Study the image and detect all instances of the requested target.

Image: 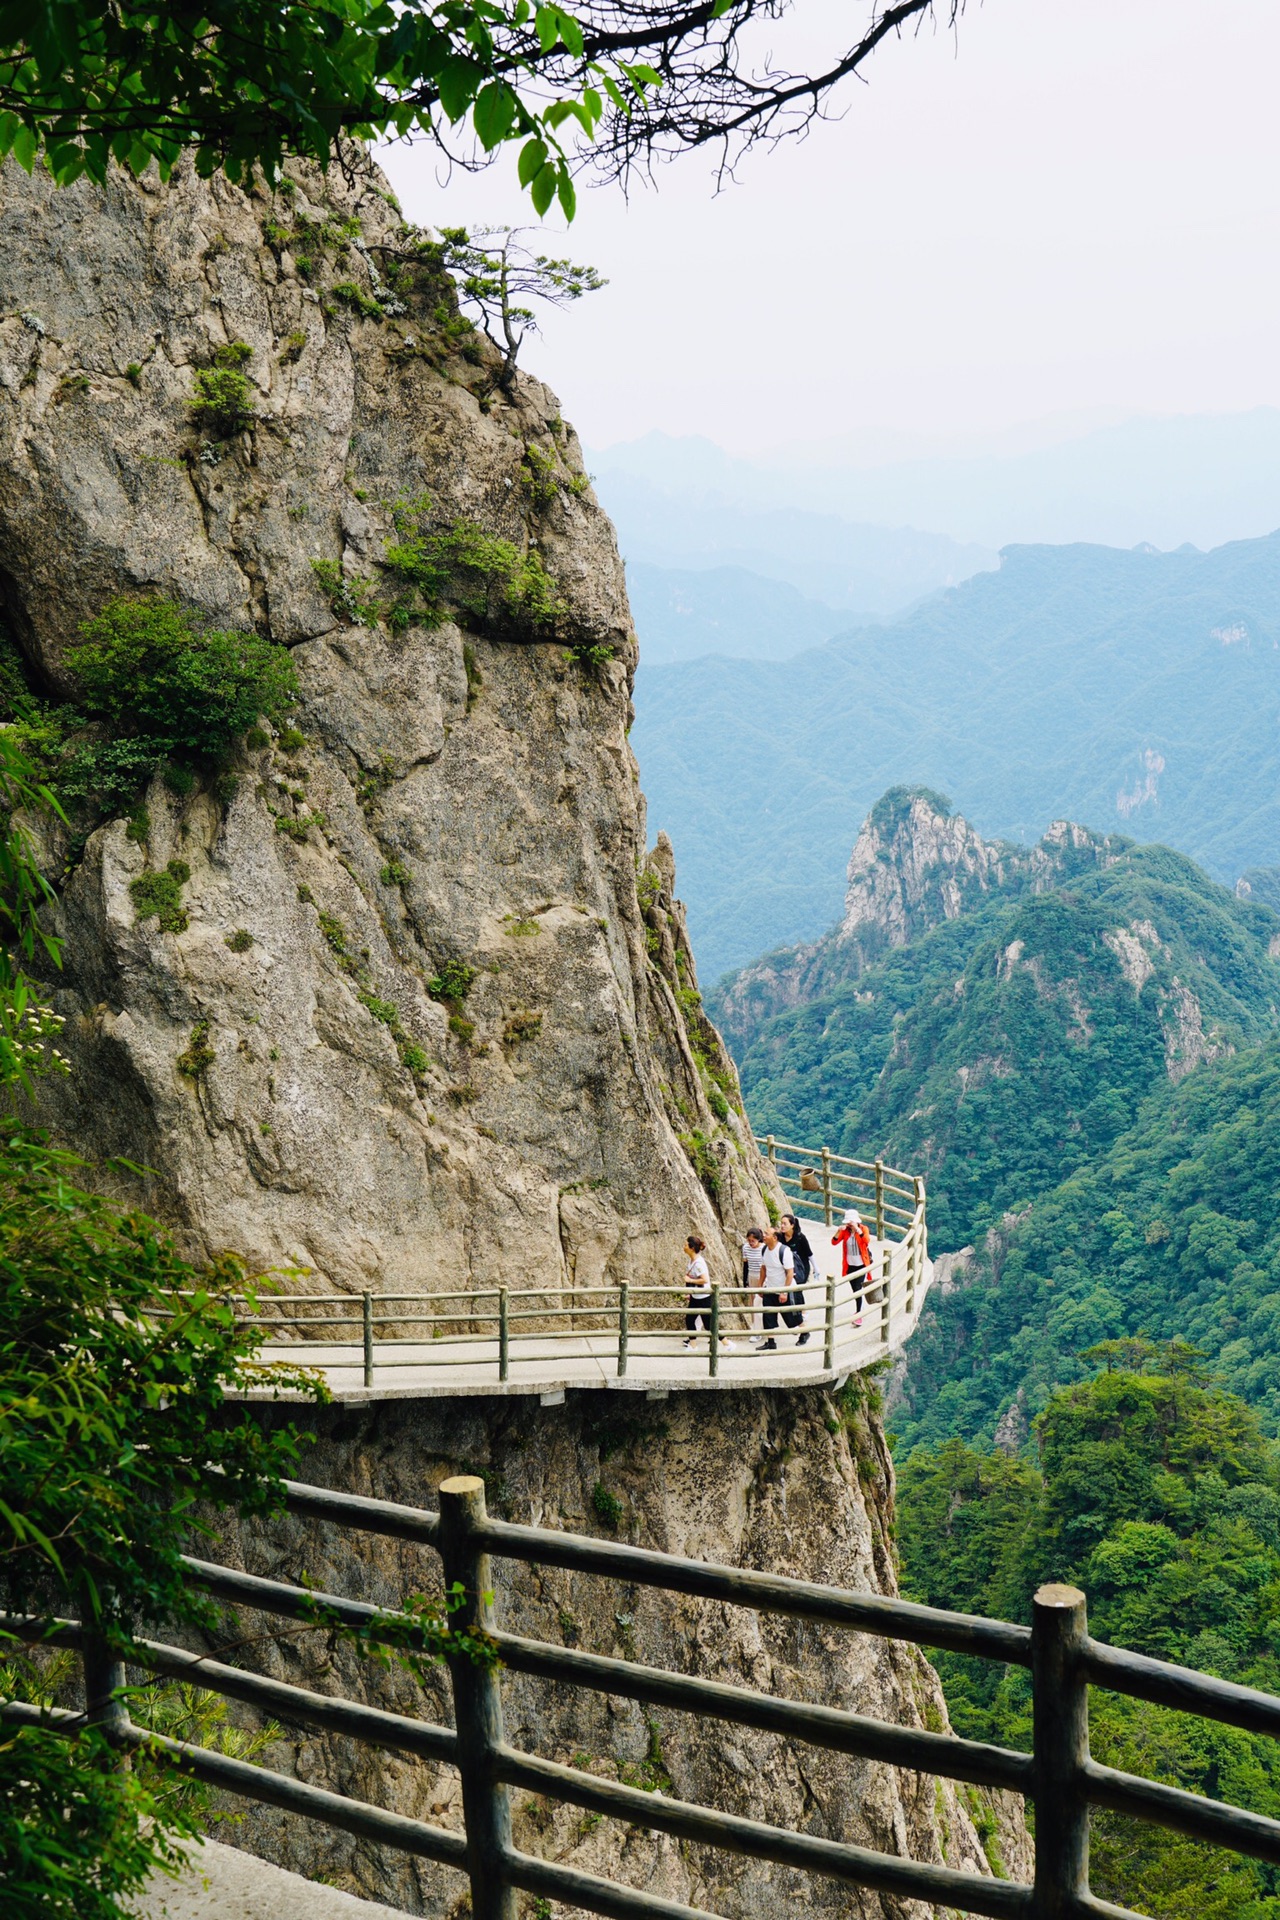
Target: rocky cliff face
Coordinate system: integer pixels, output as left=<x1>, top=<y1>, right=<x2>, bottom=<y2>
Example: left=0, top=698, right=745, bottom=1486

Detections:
left=204, top=1384, right=1031, bottom=1917
left=837, top=791, right=1120, bottom=963
left=0, top=152, right=766, bottom=1294
left=0, top=157, right=1033, bottom=1916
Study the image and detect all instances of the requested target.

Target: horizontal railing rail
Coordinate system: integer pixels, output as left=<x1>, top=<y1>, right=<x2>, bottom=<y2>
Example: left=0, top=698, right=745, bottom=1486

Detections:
left=148, top=1144, right=932, bottom=1390
left=6, top=1479, right=1280, bottom=1920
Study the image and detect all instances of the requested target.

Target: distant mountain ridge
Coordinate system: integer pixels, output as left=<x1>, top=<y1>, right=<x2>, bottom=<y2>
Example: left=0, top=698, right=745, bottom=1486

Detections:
left=593, top=467, right=996, bottom=615
left=624, top=562, right=853, bottom=664
left=710, top=790, right=1280, bottom=1253
left=633, top=529, right=1280, bottom=979
left=594, top=408, right=1280, bottom=551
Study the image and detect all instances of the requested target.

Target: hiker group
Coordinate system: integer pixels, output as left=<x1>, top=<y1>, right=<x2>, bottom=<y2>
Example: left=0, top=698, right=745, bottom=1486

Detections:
left=682, top=1207, right=874, bottom=1353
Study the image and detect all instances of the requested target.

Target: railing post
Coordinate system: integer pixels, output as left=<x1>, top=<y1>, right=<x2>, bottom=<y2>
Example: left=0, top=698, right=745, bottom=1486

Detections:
left=880, top=1246, right=891, bottom=1344
left=438, top=1478, right=517, bottom=1920
left=874, top=1159, right=884, bottom=1240
left=498, top=1287, right=509, bottom=1383
left=83, top=1632, right=130, bottom=1766
left=1032, top=1583, right=1090, bottom=1920
left=709, top=1283, right=720, bottom=1377
left=821, top=1144, right=832, bottom=1227
left=765, top=1133, right=776, bottom=1165
left=362, top=1291, right=373, bottom=1389
left=824, top=1268, right=835, bottom=1370
left=617, top=1281, right=628, bottom=1378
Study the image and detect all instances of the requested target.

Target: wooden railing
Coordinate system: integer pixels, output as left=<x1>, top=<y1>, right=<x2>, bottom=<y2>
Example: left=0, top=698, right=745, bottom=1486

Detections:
left=152, top=1139, right=932, bottom=1392
left=8, top=1475, right=1280, bottom=1920
left=757, top=1134, right=923, bottom=1238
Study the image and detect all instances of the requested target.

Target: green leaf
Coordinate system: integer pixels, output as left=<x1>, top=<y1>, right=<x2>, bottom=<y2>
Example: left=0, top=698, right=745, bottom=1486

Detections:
left=472, top=79, right=516, bottom=149
left=555, top=8, right=585, bottom=57
left=518, top=135, right=548, bottom=186
left=436, top=53, right=482, bottom=122
left=556, top=165, right=577, bottom=222
left=530, top=161, right=557, bottom=216
left=11, top=122, right=37, bottom=172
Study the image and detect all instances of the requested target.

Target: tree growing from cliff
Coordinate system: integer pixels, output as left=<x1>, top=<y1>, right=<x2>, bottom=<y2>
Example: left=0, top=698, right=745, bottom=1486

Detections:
left=438, top=225, right=605, bottom=382
left=0, top=0, right=959, bottom=218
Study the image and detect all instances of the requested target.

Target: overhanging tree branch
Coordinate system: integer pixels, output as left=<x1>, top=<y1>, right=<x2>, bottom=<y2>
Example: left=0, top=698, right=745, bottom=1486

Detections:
left=0, top=0, right=960, bottom=212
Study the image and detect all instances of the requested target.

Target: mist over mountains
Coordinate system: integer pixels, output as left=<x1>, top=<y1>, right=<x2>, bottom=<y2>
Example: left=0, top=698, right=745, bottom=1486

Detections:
left=632, top=529, right=1280, bottom=980
left=594, top=406, right=1280, bottom=559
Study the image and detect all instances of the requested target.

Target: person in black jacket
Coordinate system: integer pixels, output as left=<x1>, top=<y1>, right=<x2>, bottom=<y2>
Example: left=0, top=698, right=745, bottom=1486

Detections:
left=777, top=1212, right=813, bottom=1346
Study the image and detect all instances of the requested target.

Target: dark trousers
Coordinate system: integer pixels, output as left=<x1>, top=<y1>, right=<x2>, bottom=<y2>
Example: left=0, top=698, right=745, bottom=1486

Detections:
left=762, top=1290, right=805, bottom=1332
left=848, top=1266, right=868, bottom=1311
left=686, top=1293, right=713, bottom=1333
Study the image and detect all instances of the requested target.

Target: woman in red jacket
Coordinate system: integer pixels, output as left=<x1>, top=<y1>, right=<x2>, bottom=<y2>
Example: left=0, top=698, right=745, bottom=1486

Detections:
left=832, top=1208, right=872, bottom=1325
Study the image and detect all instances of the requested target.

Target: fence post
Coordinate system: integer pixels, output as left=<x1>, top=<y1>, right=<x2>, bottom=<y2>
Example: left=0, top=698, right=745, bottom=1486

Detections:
left=874, top=1160, right=884, bottom=1240
left=821, top=1145, right=833, bottom=1227
left=617, top=1282, right=629, bottom=1378
left=880, top=1246, right=892, bottom=1344
left=765, top=1133, right=776, bottom=1165
left=1032, top=1583, right=1090, bottom=1920
left=709, top=1283, right=720, bottom=1377
left=83, top=1633, right=130, bottom=1766
left=824, top=1268, right=835, bottom=1370
left=362, top=1291, right=373, bottom=1389
left=913, top=1178, right=926, bottom=1313
left=498, top=1287, right=509, bottom=1383
left=438, top=1478, right=517, bottom=1920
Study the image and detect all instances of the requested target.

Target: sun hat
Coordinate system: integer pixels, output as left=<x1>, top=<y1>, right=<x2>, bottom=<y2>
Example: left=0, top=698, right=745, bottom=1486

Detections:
left=842, top=1209, right=862, bottom=1226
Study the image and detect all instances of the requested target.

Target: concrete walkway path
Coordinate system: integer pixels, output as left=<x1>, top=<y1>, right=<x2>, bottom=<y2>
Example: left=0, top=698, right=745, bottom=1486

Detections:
left=241, top=1222, right=931, bottom=1404
left=134, top=1837, right=417, bottom=1920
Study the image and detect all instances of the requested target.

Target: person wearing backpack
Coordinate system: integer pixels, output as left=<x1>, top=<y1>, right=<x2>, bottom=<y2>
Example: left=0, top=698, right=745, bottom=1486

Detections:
left=778, top=1213, right=813, bottom=1346
left=757, top=1223, right=797, bottom=1351
left=832, top=1208, right=872, bottom=1326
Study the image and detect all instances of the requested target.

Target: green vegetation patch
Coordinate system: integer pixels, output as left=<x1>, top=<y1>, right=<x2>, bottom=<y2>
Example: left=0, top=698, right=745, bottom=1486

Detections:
left=130, top=858, right=191, bottom=933
left=898, top=1348, right=1280, bottom=1920
left=0, top=597, right=299, bottom=848
left=189, top=343, right=257, bottom=436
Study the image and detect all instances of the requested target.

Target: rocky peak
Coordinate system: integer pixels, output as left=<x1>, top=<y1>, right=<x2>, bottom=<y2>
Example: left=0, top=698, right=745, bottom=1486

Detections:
left=839, top=787, right=1123, bottom=965
left=713, top=787, right=1125, bottom=1050
left=839, top=787, right=1014, bottom=960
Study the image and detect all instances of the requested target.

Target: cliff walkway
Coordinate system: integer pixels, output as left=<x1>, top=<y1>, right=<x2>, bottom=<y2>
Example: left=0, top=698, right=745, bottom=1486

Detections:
left=231, top=1142, right=932, bottom=1401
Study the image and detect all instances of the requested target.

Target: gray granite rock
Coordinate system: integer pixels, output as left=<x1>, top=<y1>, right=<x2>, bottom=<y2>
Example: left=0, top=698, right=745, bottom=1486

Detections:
left=0, top=150, right=770, bottom=1293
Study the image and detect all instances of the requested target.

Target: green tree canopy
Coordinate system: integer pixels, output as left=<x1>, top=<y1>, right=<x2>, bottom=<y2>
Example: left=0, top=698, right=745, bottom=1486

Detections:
left=0, top=0, right=954, bottom=217
left=897, top=1359, right=1280, bottom=1920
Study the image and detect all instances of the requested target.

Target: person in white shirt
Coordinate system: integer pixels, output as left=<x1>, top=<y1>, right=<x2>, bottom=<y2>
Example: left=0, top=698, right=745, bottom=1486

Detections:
left=742, top=1227, right=766, bottom=1343
left=757, top=1224, right=796, bottom=1351
left=683, top=1235, right=713, bottom=1347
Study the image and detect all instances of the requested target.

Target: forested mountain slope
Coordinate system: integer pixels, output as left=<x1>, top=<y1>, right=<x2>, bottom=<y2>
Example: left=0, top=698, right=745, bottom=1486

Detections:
left=633, top=531, right=1280, bottom=977
left=892, top=1038, right=1280, bottom=1453
left=710, top=790, right=1280, bottom=1252
left=896, top=1353, right=1280, bottom=1920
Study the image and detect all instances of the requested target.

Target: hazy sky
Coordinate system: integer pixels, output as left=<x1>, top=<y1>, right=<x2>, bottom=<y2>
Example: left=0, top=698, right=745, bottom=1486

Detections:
left=379, top=0, right=1280, bottom=456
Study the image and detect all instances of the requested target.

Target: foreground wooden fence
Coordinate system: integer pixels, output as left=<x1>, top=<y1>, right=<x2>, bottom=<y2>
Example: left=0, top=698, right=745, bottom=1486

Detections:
left=7, top=1475, right=1280, bottom=1919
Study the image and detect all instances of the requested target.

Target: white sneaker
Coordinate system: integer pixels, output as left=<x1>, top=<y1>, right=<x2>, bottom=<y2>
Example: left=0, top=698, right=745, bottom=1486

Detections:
left=682, top=1337, right=696, bottom=1348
